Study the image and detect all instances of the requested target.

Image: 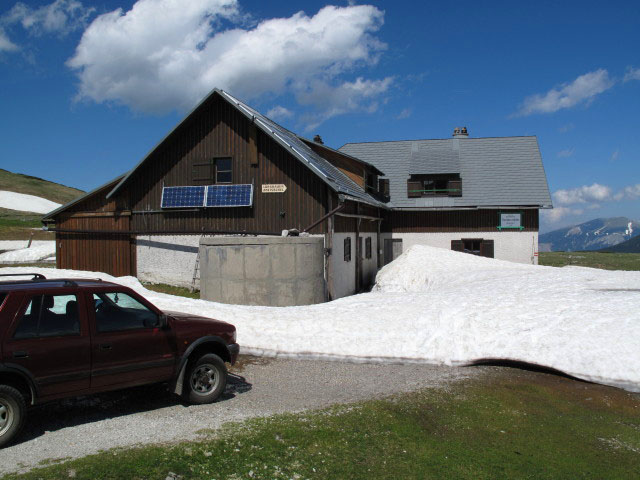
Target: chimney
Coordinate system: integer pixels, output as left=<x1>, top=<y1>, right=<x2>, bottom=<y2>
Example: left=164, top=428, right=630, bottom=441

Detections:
left=452, top=127, right=469, bottom=138
left=313, top=134, right=324, bottom=144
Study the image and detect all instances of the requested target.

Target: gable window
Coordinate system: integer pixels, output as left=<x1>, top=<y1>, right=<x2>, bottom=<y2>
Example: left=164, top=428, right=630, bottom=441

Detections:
left=451, top=239, right=494, bottom=258
left=215, top=157, right=232, bottom=183
left=407, top=174, right=462, bottom=198
left=192, top=157, right=233, bottom=184
left=344, top=237, right=351, bottom=262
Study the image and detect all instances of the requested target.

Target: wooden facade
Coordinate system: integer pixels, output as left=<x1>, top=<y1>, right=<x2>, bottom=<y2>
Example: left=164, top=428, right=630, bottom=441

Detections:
left=384, top=208, right=538, bottom=233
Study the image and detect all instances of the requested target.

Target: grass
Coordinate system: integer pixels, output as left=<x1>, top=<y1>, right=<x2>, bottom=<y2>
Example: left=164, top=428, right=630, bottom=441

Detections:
left=142, top=282, right=200, bottom=299
left=539, top=251, right=640, bottom=271
left=0, top=168, right=83, bottom=205
left=4, top=368, right=640, bottom=480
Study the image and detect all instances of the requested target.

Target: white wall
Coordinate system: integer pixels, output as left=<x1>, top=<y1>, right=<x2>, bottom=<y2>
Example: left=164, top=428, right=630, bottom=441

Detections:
left=330, top=232, right=356, bottom=299
left=390, top=231, right=539, bottom=265
left=136, top=235, right=201, bottom=288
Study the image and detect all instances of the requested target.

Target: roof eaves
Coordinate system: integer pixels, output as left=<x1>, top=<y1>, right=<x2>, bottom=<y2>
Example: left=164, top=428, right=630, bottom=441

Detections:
left=42, top=173, right=126, bottom=222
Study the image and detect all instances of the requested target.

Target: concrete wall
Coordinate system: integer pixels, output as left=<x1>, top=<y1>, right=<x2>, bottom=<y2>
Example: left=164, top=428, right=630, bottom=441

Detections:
left=199, top=236, right=325, bottom=306
left=390, top=231, right=539, bottom=264
left=136, top=235, right=201, bottom=288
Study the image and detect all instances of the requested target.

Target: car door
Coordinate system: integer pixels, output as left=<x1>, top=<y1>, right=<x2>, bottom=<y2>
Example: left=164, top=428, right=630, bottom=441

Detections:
left=2, top=290, right=91, bottom=399
left=88, top=289, right=176, bottom=388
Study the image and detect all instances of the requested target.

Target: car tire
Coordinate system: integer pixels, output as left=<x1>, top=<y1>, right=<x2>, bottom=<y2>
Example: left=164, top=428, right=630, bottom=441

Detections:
left=184, top=354, right=227, bottom=404
left=0, top=385, right=26, bottom=448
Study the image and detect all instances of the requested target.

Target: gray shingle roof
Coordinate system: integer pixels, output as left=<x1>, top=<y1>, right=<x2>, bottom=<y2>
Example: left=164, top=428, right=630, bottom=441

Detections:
left=340, top=136, right=552, bottom=209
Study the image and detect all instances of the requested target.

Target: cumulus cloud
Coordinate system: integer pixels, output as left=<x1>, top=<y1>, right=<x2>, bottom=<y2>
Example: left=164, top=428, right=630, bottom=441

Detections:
left=613, top=184, right=640, bottom=201
left=296, top=76, right=393, bottom=130
left=553, top=183, right=612, bottom=206
left=515, top=69, right=614, bottom=116
left=623, top=67, right=640, bottom=82
left=2, top=0, right=94, bottom=37
left=67, top=0, right=389, bottom=124
left=541, top=206, right=584, bottom=224
left=266, top=106, right=293, bottom=121
left=556, top=148, right=574, bottom=158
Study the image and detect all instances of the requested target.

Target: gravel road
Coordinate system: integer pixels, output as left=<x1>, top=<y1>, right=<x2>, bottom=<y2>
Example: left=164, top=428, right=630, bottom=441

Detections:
left=1, top=357, right=478, bottom=475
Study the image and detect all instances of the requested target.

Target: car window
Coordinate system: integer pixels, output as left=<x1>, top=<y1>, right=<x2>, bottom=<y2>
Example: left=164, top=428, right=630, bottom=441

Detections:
left=93, top=292, right=159, bottom=333
left=13, top=294, right=81, bottom=339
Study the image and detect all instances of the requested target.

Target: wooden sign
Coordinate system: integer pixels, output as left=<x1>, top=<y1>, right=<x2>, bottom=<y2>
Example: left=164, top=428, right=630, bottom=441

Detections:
left=498, top=212, right=523, bottom=230
left=262, top=184, right=287, bottom=193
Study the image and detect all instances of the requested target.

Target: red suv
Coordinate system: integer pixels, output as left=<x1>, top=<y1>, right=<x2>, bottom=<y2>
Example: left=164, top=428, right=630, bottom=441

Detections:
left=0, top=273, right=239, bottom=447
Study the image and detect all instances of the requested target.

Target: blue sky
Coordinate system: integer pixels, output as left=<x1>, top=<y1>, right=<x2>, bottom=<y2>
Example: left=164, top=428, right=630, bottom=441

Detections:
left=0, top=0, right=638, bottom=232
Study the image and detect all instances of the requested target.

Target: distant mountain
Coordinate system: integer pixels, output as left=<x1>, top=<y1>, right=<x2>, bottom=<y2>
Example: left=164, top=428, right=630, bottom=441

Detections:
left=539, top=217, right=640, bottom=252
left=599, top=234, right=640, bottom=253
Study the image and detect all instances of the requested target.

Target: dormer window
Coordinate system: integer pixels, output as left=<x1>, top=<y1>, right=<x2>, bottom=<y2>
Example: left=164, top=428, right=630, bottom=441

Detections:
left=407, top=174, right=462, bottom=198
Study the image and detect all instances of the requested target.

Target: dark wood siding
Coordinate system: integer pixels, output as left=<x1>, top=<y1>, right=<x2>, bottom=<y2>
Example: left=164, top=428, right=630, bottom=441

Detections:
left=56, top=213, right=135, bottom=277
left=385, top=209, right=539, bottom=233
left=122, top=95, right=327, bottom=234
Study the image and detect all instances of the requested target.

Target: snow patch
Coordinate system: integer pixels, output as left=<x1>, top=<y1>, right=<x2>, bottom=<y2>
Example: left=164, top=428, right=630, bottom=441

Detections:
left=0, top=243, right=56, bottom=262
left=1, top=245, right=639, bottom=392
left=0, top=190, right=61, bottom=214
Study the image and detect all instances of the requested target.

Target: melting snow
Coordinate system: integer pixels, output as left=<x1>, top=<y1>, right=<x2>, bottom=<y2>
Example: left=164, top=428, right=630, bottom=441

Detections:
left=0, top=190, right=61, bottom=214
left=0, top=243, right=56, bottom=262
left=1, top=245, right=639, bottom=392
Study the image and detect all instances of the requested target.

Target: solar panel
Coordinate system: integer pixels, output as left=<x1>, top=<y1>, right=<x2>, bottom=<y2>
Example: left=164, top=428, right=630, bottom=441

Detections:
left=206, top=184, right=253, bottom=207
left=161, top=186, right=205, bottom=208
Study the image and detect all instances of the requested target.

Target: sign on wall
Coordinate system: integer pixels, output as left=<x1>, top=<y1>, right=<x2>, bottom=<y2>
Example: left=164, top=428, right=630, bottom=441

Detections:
left=261, top=184, right=287, bottom=193
left=498, top=212, right=524, bottom=230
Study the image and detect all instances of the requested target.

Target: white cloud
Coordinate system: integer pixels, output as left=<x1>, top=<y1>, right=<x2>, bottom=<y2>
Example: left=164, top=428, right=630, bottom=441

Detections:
left=395, top=108, right=412, bottom=120
left=541, top=206, right=584, bottom=224
left=553, top=183, right=612, bottom=206
left=0, top=28, right=18, bottom=52
left=266, top=105, right=293, bottom=121
left=558, top=123, right=574, bottom=133
left=2, top=0, right=94, bottom=37
left=67, top=0, right=388, bottom=123
left=296, top=76, right=393, bottom=130
left=515, top=69, right=614, bottom=116
left=623, top=67, right=640, bottom=82
left=609, top=149, right=619, bottom=162
left=556, top=148, right=574, bottom=158
left=613, top=184, right=640, bottom=202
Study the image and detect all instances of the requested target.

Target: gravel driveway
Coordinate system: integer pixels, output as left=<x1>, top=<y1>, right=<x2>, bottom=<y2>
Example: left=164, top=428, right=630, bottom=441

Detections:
left=1, top=356, right=478, bottom=475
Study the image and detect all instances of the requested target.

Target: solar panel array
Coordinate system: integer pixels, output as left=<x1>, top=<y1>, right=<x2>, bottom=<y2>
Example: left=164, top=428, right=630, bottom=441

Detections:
left=206, top=184, right=253, bottom=207
left=161, top=186, right=206, bottom=208
left=161, top=185, right=253, bottom=208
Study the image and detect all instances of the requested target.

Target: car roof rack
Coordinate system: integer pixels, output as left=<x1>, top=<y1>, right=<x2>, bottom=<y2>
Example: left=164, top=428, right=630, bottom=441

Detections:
left=0, top=273, right=46, bottom=280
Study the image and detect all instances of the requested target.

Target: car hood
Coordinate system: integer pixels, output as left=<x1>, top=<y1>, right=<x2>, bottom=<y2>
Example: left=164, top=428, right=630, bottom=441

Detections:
left=163, top=310, right=233, bottom=327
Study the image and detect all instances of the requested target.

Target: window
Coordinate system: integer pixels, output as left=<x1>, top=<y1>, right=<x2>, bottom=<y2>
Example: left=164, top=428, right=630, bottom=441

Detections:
left=451, top=239, right=494, bottom=258
left=365, top=237, right=372, bottom=259
left=13, top=294, right=80, bottom=339
left=192, top=157, right=233, bottom=184
left=407, top=174, right=462, bottom=198
left=93, top=292, right=159, bottom=333
left=344, top=237, right=352, bottom=262
left=215, top=157, right=232, bottom=183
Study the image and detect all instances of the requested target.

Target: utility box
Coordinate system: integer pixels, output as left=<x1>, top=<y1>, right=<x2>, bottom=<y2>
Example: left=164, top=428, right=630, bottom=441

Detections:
left=199, top=236, right=325, bottom=306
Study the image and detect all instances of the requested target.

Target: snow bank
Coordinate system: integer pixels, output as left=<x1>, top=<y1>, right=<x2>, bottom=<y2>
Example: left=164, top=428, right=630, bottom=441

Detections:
left=0, top=240, right=54, bottom=252
left=0, top=243, right=55, bottom=262
left=0, top=190, right=60, bottom=214
left=1, top=245, right=639, bottom=392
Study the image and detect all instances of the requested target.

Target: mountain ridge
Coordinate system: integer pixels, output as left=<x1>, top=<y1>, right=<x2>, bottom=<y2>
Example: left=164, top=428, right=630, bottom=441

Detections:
left=540, top=217, right=639, bottom=252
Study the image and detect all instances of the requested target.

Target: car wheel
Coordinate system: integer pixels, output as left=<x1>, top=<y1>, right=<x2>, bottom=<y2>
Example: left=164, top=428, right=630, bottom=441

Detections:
left=184, top=354, right=227, bottom=404
left=0, top=385, right=26, bottom=448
